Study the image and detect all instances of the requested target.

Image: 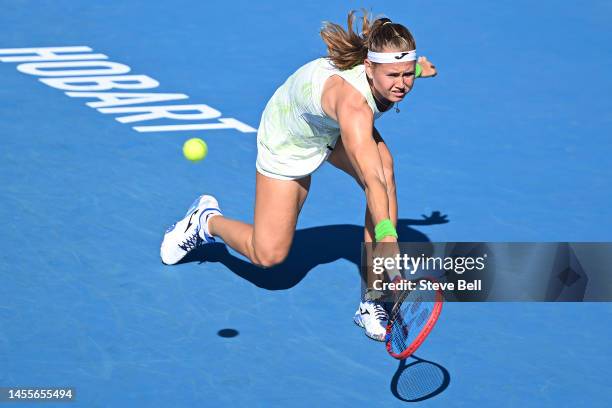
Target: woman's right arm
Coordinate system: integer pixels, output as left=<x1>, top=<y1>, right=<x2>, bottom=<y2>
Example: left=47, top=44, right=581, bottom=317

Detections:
left=331, top=83, right=396, bottom=242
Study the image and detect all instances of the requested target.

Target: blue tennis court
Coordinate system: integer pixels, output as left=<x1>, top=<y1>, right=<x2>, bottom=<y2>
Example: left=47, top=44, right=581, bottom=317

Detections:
left=1, top=1, right=611, bottom=406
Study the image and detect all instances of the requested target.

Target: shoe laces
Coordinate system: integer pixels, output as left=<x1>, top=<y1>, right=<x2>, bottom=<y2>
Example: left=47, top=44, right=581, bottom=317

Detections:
left=178, top=230, right=203, bottom=252
left=373, top=302, right=389, bottom=322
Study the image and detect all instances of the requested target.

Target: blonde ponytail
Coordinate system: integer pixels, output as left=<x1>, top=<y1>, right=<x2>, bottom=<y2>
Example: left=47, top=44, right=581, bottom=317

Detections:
left=320, top=10, right=416, bottom=70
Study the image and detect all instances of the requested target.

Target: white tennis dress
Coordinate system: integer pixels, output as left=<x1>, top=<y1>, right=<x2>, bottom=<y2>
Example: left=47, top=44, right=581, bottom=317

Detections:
left=256, top=58, right=388, bottom=180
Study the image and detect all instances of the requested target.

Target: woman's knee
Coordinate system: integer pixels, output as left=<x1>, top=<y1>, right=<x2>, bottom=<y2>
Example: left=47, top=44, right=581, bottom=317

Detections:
left=252, top=244, right=290, bottom=268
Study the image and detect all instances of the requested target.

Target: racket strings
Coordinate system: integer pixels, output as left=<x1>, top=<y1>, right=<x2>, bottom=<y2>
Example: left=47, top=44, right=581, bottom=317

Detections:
left=410, top=295, right=423, bottom=314
left=389, top=288, right=436, bottom=355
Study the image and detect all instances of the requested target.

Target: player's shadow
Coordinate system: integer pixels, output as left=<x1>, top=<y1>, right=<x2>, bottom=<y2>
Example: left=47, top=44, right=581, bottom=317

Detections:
left=179, top=212, right=448, bottom=290
left=390, top=355, right=451, bottom=402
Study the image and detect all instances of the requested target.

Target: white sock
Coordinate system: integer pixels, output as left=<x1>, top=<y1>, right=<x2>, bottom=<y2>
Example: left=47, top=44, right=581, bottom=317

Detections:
left=198, top=211, right=221, bottom=239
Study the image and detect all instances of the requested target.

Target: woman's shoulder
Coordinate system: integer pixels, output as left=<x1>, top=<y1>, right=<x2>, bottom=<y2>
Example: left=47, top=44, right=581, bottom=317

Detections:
left=333, top=64, right=381, bottom=116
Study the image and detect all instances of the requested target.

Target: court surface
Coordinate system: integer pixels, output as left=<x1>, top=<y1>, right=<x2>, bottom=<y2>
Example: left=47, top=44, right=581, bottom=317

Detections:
left=1, top=1, right=611, bottom=406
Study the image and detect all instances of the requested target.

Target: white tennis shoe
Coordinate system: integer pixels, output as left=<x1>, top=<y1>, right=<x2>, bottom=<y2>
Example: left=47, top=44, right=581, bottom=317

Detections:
left=354, top=300, right=389, bottom=342
left=160, top=195, right=222, bottom=265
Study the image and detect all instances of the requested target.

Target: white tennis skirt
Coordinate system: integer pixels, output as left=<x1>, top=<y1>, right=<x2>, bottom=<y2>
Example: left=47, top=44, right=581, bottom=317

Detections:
left=255, top=132, right=338, bottom=181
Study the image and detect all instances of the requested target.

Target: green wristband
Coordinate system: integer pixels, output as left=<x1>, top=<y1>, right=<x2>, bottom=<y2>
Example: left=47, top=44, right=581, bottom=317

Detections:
left=415, top=63, right=423, bottom=78
left=375, top=219, right=398, bottom=242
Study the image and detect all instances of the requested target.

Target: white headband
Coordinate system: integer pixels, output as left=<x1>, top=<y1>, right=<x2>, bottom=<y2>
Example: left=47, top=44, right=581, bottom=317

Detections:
left=367, top=50, right=417, bottom=63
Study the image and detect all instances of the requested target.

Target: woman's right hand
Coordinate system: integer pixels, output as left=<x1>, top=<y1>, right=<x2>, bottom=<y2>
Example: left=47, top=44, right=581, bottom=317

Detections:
left=372, top=236, right=402, bottom=282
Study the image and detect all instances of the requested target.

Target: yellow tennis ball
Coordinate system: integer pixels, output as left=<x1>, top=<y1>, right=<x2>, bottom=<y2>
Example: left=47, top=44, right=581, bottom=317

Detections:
left=182, top=138, right=208, bottom=162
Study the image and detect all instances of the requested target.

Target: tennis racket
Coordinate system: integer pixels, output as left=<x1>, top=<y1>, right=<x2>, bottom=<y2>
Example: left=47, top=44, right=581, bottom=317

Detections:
left=385, top=278, right=444, bottom=360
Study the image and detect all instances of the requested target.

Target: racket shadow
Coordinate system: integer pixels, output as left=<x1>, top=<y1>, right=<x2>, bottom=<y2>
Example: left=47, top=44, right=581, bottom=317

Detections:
left=390, top=354, right=451, bottom=402
left=177, top=214, right=448, bottom=290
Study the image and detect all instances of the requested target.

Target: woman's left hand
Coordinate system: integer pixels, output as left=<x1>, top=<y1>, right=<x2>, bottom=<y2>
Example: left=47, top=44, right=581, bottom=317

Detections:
left=418, top=56, right=437, bottom=78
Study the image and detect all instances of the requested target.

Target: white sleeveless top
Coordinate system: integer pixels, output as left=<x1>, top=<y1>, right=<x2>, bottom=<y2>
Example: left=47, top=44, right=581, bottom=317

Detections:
left=256, top=58, right=388, bottom=180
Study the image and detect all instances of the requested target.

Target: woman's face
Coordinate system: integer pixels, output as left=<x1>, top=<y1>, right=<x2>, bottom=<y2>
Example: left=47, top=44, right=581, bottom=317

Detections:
left=365, top=57, right=416, bottom=105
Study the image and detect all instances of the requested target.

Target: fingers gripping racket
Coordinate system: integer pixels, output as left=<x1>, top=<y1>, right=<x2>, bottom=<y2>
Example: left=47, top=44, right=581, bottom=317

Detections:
left=385, top=278, right=444, bottom=360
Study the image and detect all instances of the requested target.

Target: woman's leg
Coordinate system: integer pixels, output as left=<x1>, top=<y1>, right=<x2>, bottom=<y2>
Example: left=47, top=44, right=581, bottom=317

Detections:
left=208, top=172, right=311, bottom=267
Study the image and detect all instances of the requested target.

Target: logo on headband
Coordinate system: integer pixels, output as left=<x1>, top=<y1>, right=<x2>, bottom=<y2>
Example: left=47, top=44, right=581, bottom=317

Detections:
left=394, top=52, right=412, bottom=60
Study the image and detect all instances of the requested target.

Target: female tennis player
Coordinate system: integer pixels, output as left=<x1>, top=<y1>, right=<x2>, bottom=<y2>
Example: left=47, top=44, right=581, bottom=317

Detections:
left=161, top=11, right=437, bottom=341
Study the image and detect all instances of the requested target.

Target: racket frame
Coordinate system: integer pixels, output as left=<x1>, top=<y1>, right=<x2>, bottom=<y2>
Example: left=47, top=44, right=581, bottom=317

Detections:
left=385, top=278, right=444, bottom=360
